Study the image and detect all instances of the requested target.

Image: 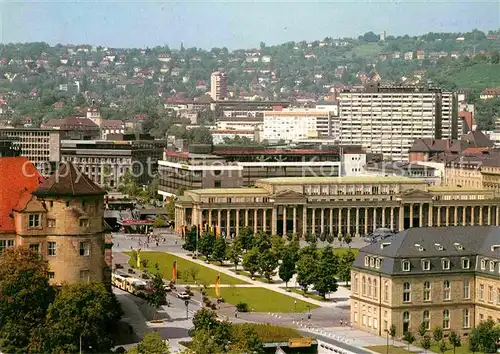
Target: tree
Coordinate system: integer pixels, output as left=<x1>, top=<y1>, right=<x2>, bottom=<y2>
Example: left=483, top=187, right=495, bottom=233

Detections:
left=439, top=340, right=447, bottom=353
left=313, top=246, right=339, bottom=298
left=212, top=237, right=227, bottom=265
left=182, top=226, right=198, bottom=252
left=190, top=329, right=224, bottom=354
left=469, top=318, right=500, bottom=353
left=491, top=50, right=500, bottom=64
left=433, top=326, right=443, bottom=343
left=389, top=324, right=396, bottom=344
left=338, top=249, right=356, bottom=286
left=127, top=332, right=170, bottom=354
left=193, top=308, right=219, bottom=332
left=42, top=282, right=121, bottom=354
left=326, top=233, right=335, bottom=244
left=198, top=233, right=216, bottom=259
left=402, top=331, right=415, bottom=351
left=153, top=215, right=167, bottom=228
left=278, top=247, right=296, bottom=288
left=418, top=321, right=427, bottom=337
left=227, top=240, right=243, bottom=270
left=0, top=247, right=54, bottom=353
left=258, top=249, right=279, bottom=283
left=166, top=195, right=176, bottom=221
left=448, top=331, right=461, bottom=354
left=420, top=335, right=432, bottom=353
left=343, top=233, right=352, bottom=247
left=296, top=253, right=318, bottom=294
left=232, top=325, right=264, bottom=354
left=252, top=231, right=271, bottom=252
left=147, top=272, right=167, bottom=320
left=236, top=227, right=254, bottom=251
left=270, top=235, right=285, bottom=259
left=242, top=247, right=260, bottom=277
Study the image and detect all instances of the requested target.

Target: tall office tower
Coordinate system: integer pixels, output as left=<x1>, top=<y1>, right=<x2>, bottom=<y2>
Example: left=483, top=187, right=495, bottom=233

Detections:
left=338, top=83, right=458, bottom=160
left=210, top=71, right=227, bottom=101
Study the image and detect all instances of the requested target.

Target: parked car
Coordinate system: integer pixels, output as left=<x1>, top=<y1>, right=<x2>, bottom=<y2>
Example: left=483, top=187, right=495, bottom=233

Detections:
left=164, top=285, right=172, bottom=292
left=177, top=291, right=191, bottom=300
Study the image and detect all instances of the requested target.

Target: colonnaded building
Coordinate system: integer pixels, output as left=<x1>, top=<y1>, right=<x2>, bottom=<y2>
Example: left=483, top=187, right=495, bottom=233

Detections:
left=174, top=176, right=500, bottom=237
left=351, top=227, right=500, bottom=337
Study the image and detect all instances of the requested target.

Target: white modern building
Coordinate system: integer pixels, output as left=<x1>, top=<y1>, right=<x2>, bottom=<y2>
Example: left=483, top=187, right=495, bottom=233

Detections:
left=263, top=108, right=334, bottom=142
left=210, top=71, right=227, bottom=101
left=338, top=84, right=459, bottom=160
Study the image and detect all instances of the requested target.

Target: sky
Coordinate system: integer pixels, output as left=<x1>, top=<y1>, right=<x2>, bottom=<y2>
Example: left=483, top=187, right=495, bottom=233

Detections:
left=0, top=0, right=499, bottom=50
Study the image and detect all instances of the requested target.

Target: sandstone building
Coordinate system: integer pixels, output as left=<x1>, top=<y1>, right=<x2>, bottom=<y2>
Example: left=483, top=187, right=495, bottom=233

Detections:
left=351, top=227, right=500, bottom=337
left=0, top=157, right=111, bottom=286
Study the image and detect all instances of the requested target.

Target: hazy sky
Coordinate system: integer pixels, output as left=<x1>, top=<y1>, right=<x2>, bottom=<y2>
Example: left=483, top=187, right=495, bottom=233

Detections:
left=1, top=0, right=499, bottom=49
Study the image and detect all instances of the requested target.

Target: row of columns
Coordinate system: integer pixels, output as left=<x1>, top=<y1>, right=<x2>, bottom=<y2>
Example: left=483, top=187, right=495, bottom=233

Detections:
left=176, top=204, right=500, bottom=237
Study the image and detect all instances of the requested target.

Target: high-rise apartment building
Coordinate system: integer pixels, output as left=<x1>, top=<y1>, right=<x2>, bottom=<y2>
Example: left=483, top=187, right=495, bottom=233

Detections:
left=338, top=83, right=459, bottom=160
left=210, top=71, right=227, bottom=101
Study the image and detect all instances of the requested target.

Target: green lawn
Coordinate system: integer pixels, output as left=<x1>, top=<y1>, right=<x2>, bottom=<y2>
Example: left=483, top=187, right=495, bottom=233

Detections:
left=204, top=287, right=319, bottom=313
left=232, top=323, right=303, bottom=343
left=347, top=43, right=382, bottom=57
left=416, top=341, right=473, bottom=354
left=124, top=251, right=247, bottom=285
left=280, top=287, right=327, bottom=302
left=365, top=345, right=413, bottom=354
left=333, top=248, right=359, bottom=257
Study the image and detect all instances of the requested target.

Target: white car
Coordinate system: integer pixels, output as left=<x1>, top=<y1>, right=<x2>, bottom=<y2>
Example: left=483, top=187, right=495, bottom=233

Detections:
left=177, top=291, right=191, bottom=300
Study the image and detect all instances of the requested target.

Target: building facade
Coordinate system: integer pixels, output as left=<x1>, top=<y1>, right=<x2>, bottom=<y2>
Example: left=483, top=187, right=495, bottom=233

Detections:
left=338, top=84, right=459, bottom=160
left=210, top=71, right=227, bottom=101
left=0, top=158, right=111, bottom=286
left=0, top=128, right=61, bottom=171
left=174, top=176, right=500, bottom=237
left=351, top=227, right=500, bottom=338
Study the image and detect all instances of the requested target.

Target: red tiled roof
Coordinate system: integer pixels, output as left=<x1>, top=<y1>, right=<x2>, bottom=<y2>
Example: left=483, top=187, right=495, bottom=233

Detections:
left=42, top=117, right=98, bottom=129
left=102, top=119, right=124, bottom=128
left=0, top=157, right=41, bottom=233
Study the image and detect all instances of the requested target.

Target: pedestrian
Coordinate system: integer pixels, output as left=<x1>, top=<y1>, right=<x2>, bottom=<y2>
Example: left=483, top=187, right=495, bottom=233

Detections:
left=340, top=319, right=343, bottom=327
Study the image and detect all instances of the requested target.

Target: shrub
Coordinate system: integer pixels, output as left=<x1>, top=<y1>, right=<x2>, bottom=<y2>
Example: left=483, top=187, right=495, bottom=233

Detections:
left=127, top=268, right=135, bottom=274
left=232, top=323, right=302, bottom=343
left=210, top=303, right=217, bottom=310
left=140, top=259, right=149, bottom=268
left=141, top=273, right=150, bottom=279
left=236, top=302, right=249, bottom=312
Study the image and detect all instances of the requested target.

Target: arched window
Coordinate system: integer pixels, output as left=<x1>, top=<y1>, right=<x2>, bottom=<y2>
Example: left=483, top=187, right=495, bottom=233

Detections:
left=423, top=310, right=430, bottom=330
left=423, top=281, right=431, bottom=301
left=354, top=274, right=359, bottom=294
left=362, top=276, right=367, bottom=296
left=384, top=281, right=389, bottom=302
left=368, top=278, right=372, bottom=298
left=443, top=280, right=451, bottom=300
left=373, top=279, right=378, bottom=300
left=403, top=282, right=411, bottom=302
left=403, top=311, right=410, bottom=333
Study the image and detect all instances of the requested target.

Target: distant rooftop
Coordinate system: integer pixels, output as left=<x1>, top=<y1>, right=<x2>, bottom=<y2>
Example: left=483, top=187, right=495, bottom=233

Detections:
left=257, top=176, right=420, bottom=185
left=187, top=187, right=268, bottom=195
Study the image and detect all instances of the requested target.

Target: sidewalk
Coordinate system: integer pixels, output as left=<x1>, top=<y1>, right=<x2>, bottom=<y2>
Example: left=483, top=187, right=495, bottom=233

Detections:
left=171, top=251, right=348, bottom=308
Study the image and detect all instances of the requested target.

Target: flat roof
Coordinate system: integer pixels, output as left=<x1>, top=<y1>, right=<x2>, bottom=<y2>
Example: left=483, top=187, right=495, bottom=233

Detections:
left=257, top=176, right=422, bottom=184
left=188, top=187, right=269, bottom=195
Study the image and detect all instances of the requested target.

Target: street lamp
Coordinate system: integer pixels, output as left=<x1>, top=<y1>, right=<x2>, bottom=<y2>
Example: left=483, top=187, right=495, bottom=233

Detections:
left=185, top=300, right=189, bottom=319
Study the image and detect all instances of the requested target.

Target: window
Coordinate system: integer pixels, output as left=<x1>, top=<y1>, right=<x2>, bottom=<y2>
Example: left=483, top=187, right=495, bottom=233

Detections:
left=443, top=280, right=451, bottom=300
left=384, top=281, right=389, bottom=302
left=375, top=258, right=381, bottom=269
left=423, top=310, right=430, bottom=330
left=481, top=259, right=487, bottom=270
left=463, top=280, right=470, bottom=299
left=403, top=282, right=411, bottom=302
left=79, top=242, right=90, bottom=256
left=490, top=261, right=496, bottom=272
left=479, top=284, right=484, bottom=301
left=423, top=281, right=431, bottom=301
left=369, top=257, right=375, bottom=267
left=65, top=201, right=70, bottom=207
left=362, top=276, right=366, bottom=296
left=79, top=219, right=89, bottom=227
left=48, top=272, right=55, bottom=280
left=463, top=309, right=470, bottom=328
left=488, top=286, right=493, bottom=303
left=402, top=260, right=410, bottom=272
left=462, top=258, right=470, bottom=269
left=368, top=279, right=372, bottom=298
left=48, top=242, right=56, bottom=256
left=354, top=274, right=359, bottom=294
left=29, top=243, right=40, bottom=253
left=443, top=309, right=450, bottom=329
left=364, top=256, right=369, bottom=266
left=0, top=240, right=14, bottom=253
left=28, top=214, right=41, bottom=228
left=47, top=219, right=56, bottom=228
left=214, top=180, right=221, bottom=188
left=422, top=259, right=430, bottom=271
left=80, top=270, right=90, bottom=283
left=373, top=279, right=378, bottom=300
left=442, top=259, right=450, bottom=270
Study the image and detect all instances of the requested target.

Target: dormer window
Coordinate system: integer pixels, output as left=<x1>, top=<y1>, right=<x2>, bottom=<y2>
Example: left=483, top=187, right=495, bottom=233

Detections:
left=454, top=242, right=464, bottom=251
left=490, top=261, right=496, bottom=272
left=422, top=259, right=431, bottom=271
left=442, top=259, right=450, bottom=270
left=369, top=257, right=375, bottom=267
left=481, top=259, right=487, bottom=270
left=364, top=256, right=369, bottom=267
left=375, top=258, right=381, bottom=269
left=402, top=260, right=410, bottom=272
left=462, top=258, right=470, bottom=269
left=415, top=243, right=424, bottom=252
left=435, top=243, right=444, bottom=251
left=28, top=214, right=41, bottom=229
